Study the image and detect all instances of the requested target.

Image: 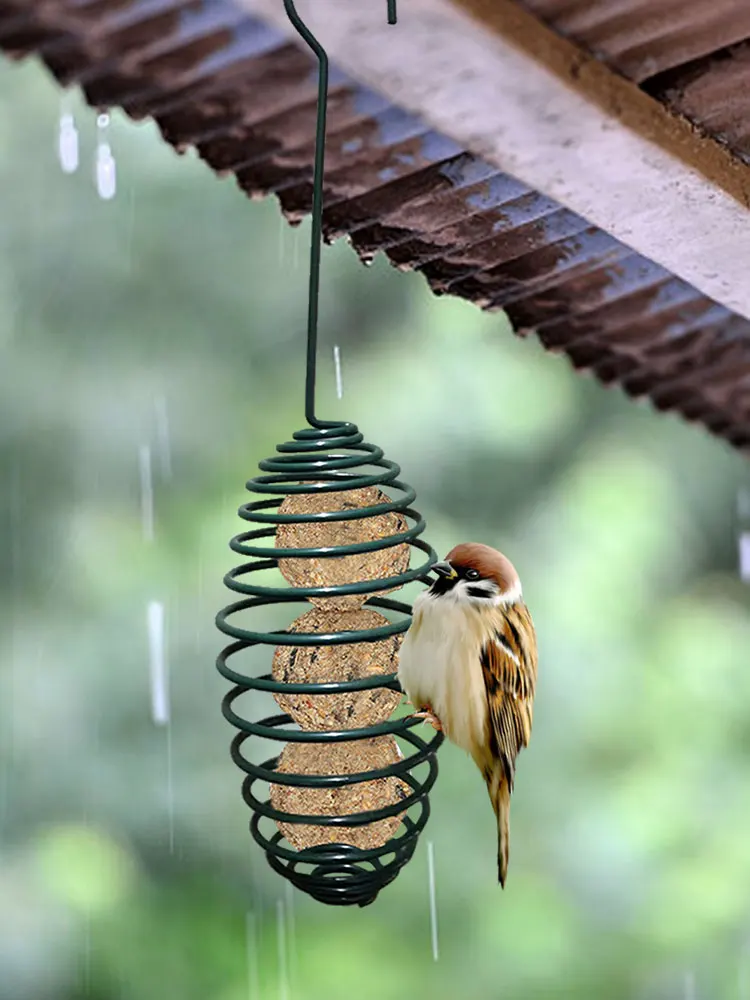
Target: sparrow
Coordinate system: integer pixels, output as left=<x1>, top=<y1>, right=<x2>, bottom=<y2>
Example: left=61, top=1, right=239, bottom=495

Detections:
left=397, top=543, right=538, bottom=887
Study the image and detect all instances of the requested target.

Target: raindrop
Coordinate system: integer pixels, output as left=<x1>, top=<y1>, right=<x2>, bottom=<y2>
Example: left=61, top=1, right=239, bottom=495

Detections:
left=738, top=488, right=750, bottom=582
left=145, top=600, right=174, bottom=850
left=427, top=840, right=439, bottom=962
left=58, top=111, right=79, bottom=174
left=740, top=534, right=750, bottom=583
left=95, top=112, right=116, bottom=201
left=139, top=444, right=154, bottom=542
left=147, top=601, right=169, bottom=726
left=360, top=253, right=375, bottom=268
left=333, top=345, right=343, bottom=400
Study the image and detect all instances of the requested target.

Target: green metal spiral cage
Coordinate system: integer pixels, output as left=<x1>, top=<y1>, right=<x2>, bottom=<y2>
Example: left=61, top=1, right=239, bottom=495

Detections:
left=213, top=0, right=441, bottom=906
left=215, top=420, right=443, bottom=906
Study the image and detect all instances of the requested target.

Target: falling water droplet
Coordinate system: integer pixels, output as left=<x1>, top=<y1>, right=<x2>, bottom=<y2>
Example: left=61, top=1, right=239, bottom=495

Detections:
left=740, top=534, right=750, bottom=582
left=333, top=345, right=343, bottom=400
left=58, top=111, right=79, bottom=174
left=147, top=596, right=176, bottom=854
left=361, top=253, right=375, bottom=268
left=139, top=444, right=154, bottom=542
left=146, top=599, right=174, bottom=850
left=427, top=840, right=439, bottom=962
left=738, top=488, right=750, bottom=582
left=95, top=112, right=116, bottom=201
left=147, top=601, right=169, bottom=726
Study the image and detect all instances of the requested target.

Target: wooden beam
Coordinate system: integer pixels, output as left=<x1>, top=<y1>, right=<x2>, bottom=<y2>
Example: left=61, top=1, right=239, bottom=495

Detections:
left=242, top=0, right=750, bottom=321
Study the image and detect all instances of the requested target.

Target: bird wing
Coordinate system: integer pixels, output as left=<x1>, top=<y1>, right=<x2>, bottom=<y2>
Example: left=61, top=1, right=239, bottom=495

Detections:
left=479, top=602, right=538, bottom=790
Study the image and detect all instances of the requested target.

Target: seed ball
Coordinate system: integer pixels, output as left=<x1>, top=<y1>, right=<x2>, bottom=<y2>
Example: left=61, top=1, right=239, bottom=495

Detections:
left=270, top=737, right=409, bottom=851
left=272, top=608, right=402, bottom=730
left=275, top=487, right=410, bottom=610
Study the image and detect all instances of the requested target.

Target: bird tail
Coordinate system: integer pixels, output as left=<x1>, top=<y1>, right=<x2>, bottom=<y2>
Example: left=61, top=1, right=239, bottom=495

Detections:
left=485, top=762, right=511, bottom=887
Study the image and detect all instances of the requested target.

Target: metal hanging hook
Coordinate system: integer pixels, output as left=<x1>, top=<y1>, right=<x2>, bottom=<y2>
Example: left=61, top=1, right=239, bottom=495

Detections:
left=282, top=0, right=397, bottom=428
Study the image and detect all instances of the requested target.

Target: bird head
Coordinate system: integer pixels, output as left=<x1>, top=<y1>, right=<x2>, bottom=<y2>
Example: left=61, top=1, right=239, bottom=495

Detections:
left=427, top=543, right=522, bottom=606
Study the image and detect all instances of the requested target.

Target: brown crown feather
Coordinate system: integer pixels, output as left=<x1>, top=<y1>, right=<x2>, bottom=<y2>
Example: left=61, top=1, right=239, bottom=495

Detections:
left=444, top=542, right=520, bottom=595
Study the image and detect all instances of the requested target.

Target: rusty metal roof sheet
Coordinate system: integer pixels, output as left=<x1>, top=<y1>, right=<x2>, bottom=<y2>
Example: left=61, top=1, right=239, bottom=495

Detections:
left=2, top=0, right=750, bottom=451
left=519, top=0, right=750, bottom=162
left=519, top=0, right=750, bottom=82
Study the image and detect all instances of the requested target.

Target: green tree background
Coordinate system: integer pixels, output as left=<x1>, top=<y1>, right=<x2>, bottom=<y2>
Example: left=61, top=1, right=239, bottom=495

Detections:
left=2, top=56, right=750, bottom=1000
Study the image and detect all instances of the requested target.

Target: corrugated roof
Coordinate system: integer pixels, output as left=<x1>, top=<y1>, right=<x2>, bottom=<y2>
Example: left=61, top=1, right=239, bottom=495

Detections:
left=519, top=0, right=750, bottom=81
left=2, top=0, right=750, bottom=450
left=519, top=0, right=750, bottom=162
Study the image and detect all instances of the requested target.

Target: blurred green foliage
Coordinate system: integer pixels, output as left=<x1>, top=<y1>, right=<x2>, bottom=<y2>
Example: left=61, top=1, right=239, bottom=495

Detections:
left=2, top=56, right=750, bottom=1000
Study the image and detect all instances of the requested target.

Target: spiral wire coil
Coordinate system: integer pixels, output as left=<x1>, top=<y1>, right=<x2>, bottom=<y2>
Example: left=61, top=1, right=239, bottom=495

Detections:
left=216, top=421, right=443, bottom=905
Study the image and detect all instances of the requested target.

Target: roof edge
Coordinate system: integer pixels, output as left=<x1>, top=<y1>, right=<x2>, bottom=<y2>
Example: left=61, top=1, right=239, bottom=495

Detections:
left=241, top=0, right=750, bottom=322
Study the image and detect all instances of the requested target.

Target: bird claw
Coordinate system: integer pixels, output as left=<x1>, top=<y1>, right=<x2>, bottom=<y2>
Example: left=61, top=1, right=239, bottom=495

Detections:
left=410, top=707, right=444, bottom=731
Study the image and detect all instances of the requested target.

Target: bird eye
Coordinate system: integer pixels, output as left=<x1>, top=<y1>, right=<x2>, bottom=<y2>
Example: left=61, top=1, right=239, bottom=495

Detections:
left=465, top=568, right=480, bottom=580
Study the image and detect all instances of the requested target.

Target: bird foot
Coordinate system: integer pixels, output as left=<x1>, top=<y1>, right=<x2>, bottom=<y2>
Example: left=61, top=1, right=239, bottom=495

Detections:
left=409, top=706, right=444, bottom=731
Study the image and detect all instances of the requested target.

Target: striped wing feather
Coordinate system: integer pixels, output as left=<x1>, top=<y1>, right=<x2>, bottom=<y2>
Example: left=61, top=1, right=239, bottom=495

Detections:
left=480, top=603, right=537, bottom=787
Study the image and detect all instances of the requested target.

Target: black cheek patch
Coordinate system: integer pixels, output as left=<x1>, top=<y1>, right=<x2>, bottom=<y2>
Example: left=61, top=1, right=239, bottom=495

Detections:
left=429, top=577, right=457, bottom=597
left=467, top=585, right=494, bottom=599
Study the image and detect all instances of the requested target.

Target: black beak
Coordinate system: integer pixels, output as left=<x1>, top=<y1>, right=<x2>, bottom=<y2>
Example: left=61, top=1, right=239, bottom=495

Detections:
left=431, top=560, right=457, bottom=579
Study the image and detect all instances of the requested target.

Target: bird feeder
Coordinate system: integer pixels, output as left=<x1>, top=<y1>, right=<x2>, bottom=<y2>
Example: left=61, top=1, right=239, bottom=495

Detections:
left=215, top=0, right=444, bottom=907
